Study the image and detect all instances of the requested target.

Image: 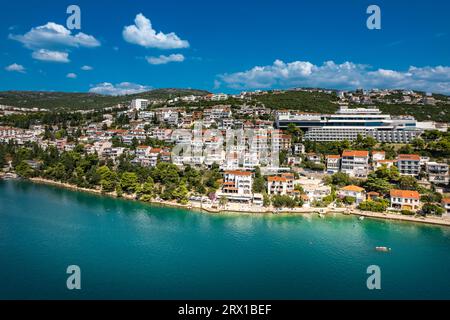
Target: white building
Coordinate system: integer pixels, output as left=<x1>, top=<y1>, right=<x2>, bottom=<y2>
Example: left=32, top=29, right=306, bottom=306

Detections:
left=326, top=155, right=341, bottom=174
left=267, top=174, right=294, bottom=195
left=338, top=185, right=366, bottom=204
left=219, top=171, right=253, bottom=203
left=397, top=154, right=421, bottom=177
left=390, top=189, right=420, bottom=211
left=341, top=150, right=369, bottom=178
left=426, top=162, right=449, bottom=185
left=130, top=99, right=149, bottom=110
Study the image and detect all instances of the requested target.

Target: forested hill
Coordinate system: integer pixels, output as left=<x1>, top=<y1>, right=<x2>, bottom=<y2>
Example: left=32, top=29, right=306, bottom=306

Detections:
left=0, top=89, right=210, bottom=111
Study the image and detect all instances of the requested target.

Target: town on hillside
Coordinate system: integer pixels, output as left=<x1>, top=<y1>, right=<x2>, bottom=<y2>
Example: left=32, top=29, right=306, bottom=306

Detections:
left=1, top=88, right=450, bottom=219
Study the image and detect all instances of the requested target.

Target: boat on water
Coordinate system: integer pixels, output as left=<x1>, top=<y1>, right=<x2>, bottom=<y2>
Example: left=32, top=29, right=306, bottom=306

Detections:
left=375, top=246, right=391, bottom=252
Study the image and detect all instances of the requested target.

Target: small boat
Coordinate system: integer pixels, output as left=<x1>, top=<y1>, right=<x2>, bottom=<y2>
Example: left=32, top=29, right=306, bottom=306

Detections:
left=318, top=213, right=325, bottom=218
left=375, top=246, right=391, bottom=252
left=359, top=216, right=365, bottom=221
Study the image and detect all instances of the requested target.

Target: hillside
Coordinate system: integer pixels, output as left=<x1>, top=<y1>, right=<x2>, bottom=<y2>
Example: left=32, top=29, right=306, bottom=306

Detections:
left=0, top=89, right=210, bottom=111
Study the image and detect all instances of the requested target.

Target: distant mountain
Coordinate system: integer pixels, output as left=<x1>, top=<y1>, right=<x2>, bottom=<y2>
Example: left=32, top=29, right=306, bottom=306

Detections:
left=0, top=88, right=211, bottom=111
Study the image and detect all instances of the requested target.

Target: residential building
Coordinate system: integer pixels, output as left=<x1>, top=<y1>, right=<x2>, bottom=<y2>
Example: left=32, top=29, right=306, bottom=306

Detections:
left=397, top=154, right=421, bottom=176
left=341, top=150, right=369, bottom=178
left=326, top=155, right=341, bottom=174
left=219, top=171, right=253, bottom=203
left=130, top=99, right=149, bottom=110
left=390, top=189, right=421, bottom=211
left=338, top=185, right=366, bottom=204
left=426, top=162, right=449, bottom=185
left=267, top=174, right=294, bottom=196
left=442, top=198, right=450, bottom=216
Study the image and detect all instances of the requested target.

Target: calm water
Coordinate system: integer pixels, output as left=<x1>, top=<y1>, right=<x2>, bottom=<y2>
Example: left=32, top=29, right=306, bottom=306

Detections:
left=1, top=180, right=450, bottom=299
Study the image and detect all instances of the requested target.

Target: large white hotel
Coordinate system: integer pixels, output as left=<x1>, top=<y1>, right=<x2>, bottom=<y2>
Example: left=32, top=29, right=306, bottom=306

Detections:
left=276, top=106, right=422, bottom=143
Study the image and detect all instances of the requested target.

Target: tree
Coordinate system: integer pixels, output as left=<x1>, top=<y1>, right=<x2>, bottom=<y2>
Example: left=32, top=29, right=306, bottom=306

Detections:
left=15, top=161, right=34, bottom=178
left=397, top=176, right=419, bottom=191
left=421, top=203, right=445, bottom=216
left=263, top=192, right=271, bottom=207
left=120, top=172, right=139, bottom=194
left=219, top=196, right=228, bottom=207
left=97, top=165, right=117, bottom=192
left=252, top=167, right=265, bottom=193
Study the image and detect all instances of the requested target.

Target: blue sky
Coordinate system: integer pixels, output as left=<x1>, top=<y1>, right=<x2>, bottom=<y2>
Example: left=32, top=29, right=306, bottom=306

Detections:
left=1, top=0, right=449, bottom=94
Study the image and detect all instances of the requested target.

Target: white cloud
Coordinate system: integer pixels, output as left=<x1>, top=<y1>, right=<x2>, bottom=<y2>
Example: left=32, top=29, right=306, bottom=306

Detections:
left=123, top=13, right=189, bottom=49
left=81, top=65, right=93, bottom=71
left=5, top=63, right=26, bottom=73
left=146, top=54, right=185, bottom=65
left=89, top=82, right=152, bottom=96
left=218, top=59, right=450, bottom=94
left=32, top=49, right=70, bottom=63
left=9, top=22, right=100, bottom=49
left=66, top=73, right=77, bottom=79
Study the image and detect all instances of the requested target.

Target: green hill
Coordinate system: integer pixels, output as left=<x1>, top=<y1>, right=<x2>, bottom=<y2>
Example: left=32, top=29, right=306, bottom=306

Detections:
left=0, top=88, right=210, bottom=111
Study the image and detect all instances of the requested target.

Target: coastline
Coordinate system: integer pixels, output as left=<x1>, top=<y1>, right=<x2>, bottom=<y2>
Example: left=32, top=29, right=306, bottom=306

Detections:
left=15, top=177, right=450, bottom=227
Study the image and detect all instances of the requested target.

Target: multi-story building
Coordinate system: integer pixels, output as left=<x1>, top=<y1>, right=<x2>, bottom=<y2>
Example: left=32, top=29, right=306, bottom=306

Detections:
left=130, top=99, right=149, bottom=110
left=220, top=171, right=253, bottom=203
left=341, top=150, right=369, bottom=178
left=326, top=155, right=341, bottom=174
left=426, top=162, right=449, bottom=185
left=390, top=189, right=421, bottom=211
left=267, top=174, right=294, bottom=195
left=276, top=106, right=421, bottom=143
left=372, top=151, right=386, bottom=162
left=397, top=154, right=421, bottom=176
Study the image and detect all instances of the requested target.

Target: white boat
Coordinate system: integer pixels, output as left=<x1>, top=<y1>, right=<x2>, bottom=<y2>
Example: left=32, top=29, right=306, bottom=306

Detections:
left=375, top=246, right=391, bottom=252
left=359, top=216, right=365, bottom=221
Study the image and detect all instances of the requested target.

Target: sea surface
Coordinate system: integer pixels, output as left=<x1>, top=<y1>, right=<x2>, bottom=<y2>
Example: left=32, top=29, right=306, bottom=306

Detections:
left=1, top=180, right=450, bottom=299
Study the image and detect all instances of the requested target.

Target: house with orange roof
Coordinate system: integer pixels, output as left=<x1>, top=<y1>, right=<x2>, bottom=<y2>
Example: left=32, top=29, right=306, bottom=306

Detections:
left=390, top=189, right=421, bottom=211
left=372, top=151, right=386, bottom=162
left=267, top=174, right=294, bottom=196
left=326, top=155, right=341, bottom=174
left=341, top=150, right=369, bottom=178
left=338, top=185, right=366, bottom=204
left=396, top=154, right=421, bottom=177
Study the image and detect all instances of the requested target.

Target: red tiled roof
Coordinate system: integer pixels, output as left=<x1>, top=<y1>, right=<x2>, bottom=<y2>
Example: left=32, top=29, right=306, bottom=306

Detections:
left=342, top=150, right=369, bottom=157
left=341, top=185, right=365, bottom=192
left=390, top=189, right=420, bottom=199
left=397, top=154, right=420, bottom=161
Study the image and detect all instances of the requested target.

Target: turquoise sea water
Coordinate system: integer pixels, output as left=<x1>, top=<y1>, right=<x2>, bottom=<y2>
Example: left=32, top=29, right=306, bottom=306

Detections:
left=1, top=180, right=450, bottom=299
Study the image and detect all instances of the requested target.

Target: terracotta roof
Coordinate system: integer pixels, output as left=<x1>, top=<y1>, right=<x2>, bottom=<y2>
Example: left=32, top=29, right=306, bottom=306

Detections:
left=342, top=150, right=369, bottom=157
left=372, top=151, right=386, bottom=154
left=397, top=154, right=420, bottom=161
left=268, top=176, right=287, bottom=182
left=390, top=189, right=420, bottom=199
left=367, top=191, right=380, bottom=196
left=224, top=171, right=252, bottom=176
left=442, top=198, right=450, bottom=204
left=326, top=155, right=341, bottom=159
left=340, top=185, right=365, bottom=192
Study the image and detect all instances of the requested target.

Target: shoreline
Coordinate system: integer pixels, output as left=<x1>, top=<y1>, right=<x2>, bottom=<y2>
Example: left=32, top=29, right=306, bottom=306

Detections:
left=10, top=177, right=450, bottom=228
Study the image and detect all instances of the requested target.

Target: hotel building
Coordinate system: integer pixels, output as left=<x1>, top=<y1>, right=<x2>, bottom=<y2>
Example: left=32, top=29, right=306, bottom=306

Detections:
left=276, top=106, right=421, bottom=143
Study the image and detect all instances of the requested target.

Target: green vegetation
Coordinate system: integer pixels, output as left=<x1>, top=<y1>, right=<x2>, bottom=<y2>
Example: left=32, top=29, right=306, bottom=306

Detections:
left=377, top=103, right=450, bottom=122
left=253, top=90, right=339, bottom=113
left=0, top=89, right=210, bottom=111
left=1, top=142, right=222, bottom=204
left=358, top=199, right=389, bottom=212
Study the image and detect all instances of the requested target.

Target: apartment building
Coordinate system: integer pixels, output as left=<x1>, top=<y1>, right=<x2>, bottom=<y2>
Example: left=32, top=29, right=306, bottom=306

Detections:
left=341, top=150, right=369, bottom=178
left=220, top=171, right=253, bottom=203
left=396, top=154, right=421, bottom=176
left=426, top=162, right=449, bottom=185
left=326, top=155, right=341, bottom=174
left=267, top=174, right=294, bottom=195
left=390, top=189, right=421, bottom=211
